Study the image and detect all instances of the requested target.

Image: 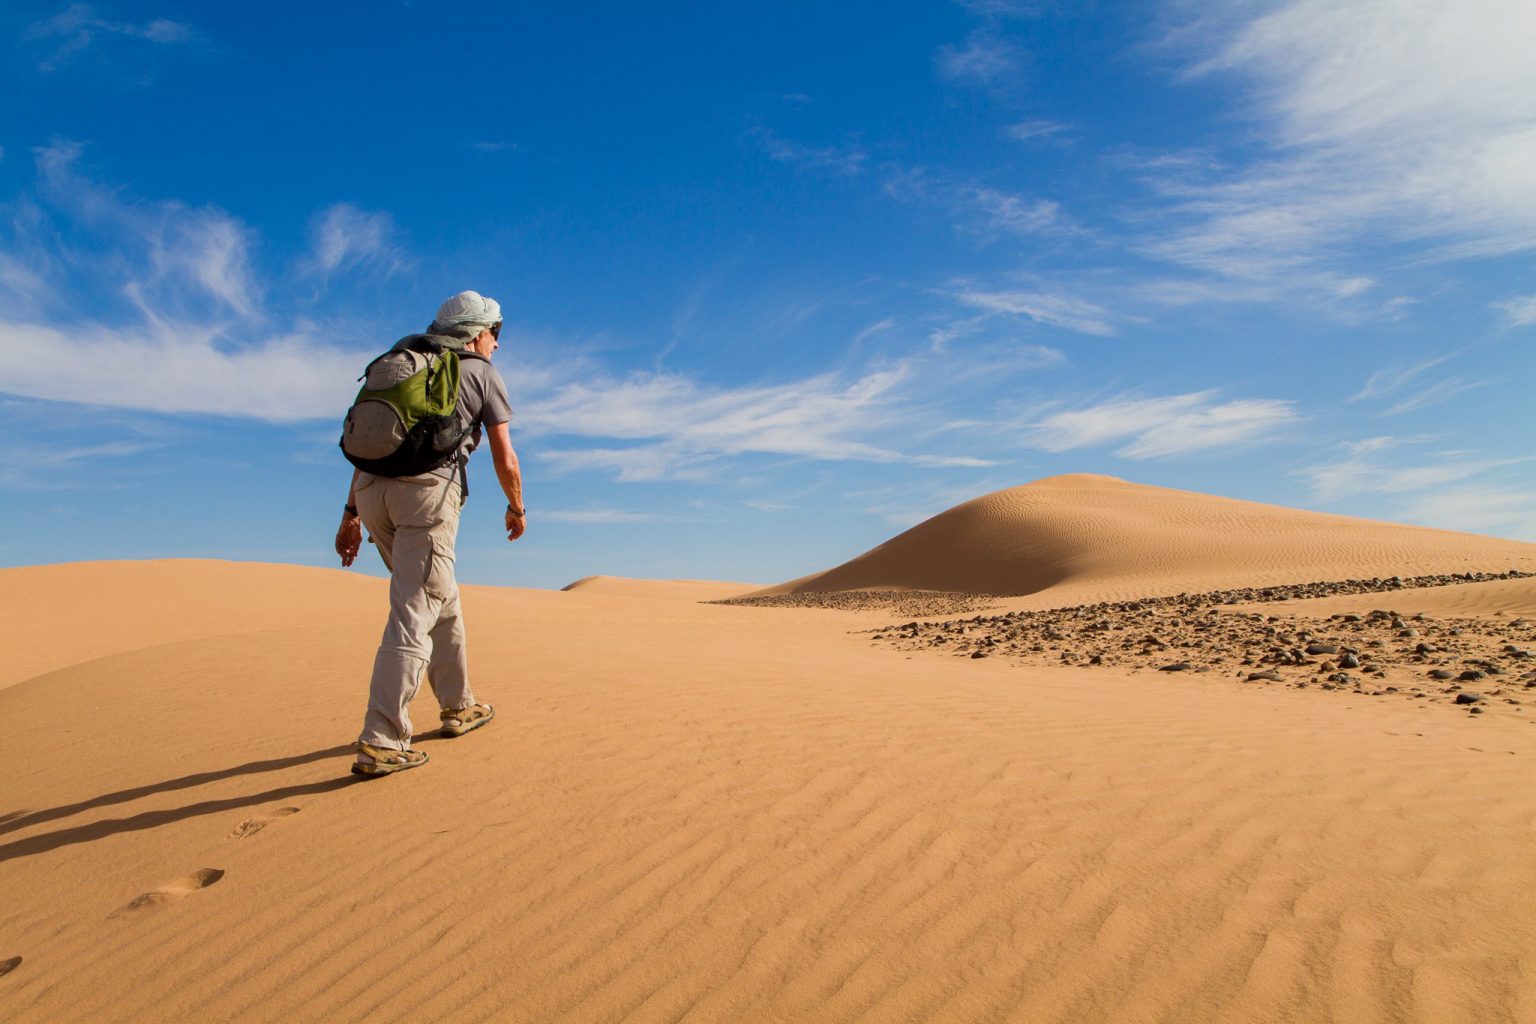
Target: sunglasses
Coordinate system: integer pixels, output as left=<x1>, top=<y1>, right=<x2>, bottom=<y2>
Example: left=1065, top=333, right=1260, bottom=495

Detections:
left=489, top=322, right=502, bottom=340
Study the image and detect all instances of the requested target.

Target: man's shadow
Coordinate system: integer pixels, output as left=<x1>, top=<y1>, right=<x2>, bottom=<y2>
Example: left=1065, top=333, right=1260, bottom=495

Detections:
left=0, top=735, right=440, bottom=864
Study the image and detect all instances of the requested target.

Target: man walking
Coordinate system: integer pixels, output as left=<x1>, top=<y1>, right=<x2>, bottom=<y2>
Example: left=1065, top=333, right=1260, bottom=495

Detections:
left=335, top=290, right=526, bottom=777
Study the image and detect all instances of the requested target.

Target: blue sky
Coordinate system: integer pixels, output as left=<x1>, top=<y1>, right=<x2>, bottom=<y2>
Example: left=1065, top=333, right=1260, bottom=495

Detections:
left=1, top=1, right=1532, bottom=589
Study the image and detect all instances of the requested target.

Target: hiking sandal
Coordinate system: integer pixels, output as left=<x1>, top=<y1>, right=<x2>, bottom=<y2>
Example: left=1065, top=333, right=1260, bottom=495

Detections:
left=439, top=703, right=495, bottom=737
left=351, top=741, right=429, bottom=777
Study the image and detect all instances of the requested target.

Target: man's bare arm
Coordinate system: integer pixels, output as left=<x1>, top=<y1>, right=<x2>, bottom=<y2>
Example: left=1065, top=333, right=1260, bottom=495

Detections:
left=486, top=421, right=526, bottom=541
left=335, top=468, right=363, bottom=566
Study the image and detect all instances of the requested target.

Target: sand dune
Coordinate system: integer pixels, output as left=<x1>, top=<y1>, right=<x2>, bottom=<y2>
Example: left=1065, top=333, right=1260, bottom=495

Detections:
left=0, top=560, right=384, bottom=691
left=560, top=575, right=760, bottom=602
left=6, top=483, right=1536, bottom=1023
left=751, top=474, right=1536, bottom=604
left=1232, top=574, right=1536, bottom=621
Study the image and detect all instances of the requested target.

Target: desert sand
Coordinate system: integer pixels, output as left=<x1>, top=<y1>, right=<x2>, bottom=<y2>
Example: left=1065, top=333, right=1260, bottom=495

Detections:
left=4, top=475, right=1536, bottom=1023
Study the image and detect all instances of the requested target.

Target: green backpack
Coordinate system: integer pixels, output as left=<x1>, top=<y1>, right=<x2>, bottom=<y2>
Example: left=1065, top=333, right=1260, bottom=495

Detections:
left=340, top=334, right=468, bottom=477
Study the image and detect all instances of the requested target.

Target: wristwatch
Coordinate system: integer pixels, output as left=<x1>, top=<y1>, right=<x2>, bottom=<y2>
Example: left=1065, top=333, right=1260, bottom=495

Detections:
left=344, top=504, right=359, bottom=517
left=507, top=504, right=526, bottom=517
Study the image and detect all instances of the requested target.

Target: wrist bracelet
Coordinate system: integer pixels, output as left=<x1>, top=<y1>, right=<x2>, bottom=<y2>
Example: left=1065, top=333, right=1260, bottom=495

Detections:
left=507, top=504, right=526, bottom=517
left=344, top=504, right=358, bottom=517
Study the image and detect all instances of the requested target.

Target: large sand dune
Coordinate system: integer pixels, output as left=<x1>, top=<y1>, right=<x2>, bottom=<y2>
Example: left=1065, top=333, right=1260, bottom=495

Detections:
left=560, top=575, right=761, bottom=602
left=751, top=474, right=1536, bottom=603
left=5, top=480, right=1536, bottom=1022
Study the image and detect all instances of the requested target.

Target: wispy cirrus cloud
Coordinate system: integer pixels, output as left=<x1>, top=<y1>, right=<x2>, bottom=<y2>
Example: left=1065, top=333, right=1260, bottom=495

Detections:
left=953, top=285, right=1118, bottom=336
left=883, top=167, right=1072, bottom=241
left=0, top=319, right=364, bottom=421
left=25, top=4, right=198, bottom=72
left=1299, top=435, right=1529, bottom=502
left=957, top=0, right=1044, bottom=16
left=936, top=31, right=1022, bottom=84
left=1494, top=294, right=1536, bottom=326
left=1400, top=485, right=1536, bottom=541
left=35, top=141, right=262, bottom=319
left=1145, top=0, right=1536, bottom=284
left=1349, top=352, right=1498, bottom=416
left=1028, top=390, right=1299, bottom=459
left=1298, top=436, right=1536, bottom=538
left=749, top=126, right=866, bottom=176
left=525, top=365, right=994, bottom=482
left=1004, top=119, right=1070, bottom=143
left=0, top=147, right=383, bottom=421
left=303, top=203, right=408, bottom=284
left=965, top=187, right=1063, bottom=236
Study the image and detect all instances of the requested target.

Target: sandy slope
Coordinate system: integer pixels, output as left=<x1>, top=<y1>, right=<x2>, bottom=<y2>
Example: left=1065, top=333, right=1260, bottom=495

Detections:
left=1231, top=575, right=1536, bottom=621
left=560, top=575, right=761, bottom=602
left=0, top=560, right=384, bottom=691
left=750, top=475, right=1536, bottom=603
left=3, top=557, right=1536, bottom=1024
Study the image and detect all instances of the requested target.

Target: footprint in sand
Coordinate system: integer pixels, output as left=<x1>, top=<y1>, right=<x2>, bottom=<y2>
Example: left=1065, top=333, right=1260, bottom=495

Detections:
left=110, top=868, right=224, bottom=918
left=230, top=806, right=301, bottom=839
left=0, top=956, right=20, bottom=977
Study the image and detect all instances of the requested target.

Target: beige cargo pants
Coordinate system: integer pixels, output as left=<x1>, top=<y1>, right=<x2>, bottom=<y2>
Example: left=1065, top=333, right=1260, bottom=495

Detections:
left=354, top=470, right=476, bottom=750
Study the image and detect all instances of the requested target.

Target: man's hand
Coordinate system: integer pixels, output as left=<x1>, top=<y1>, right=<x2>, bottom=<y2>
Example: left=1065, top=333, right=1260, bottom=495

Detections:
left=336, top=513, right=363, bottom=566
left=505, top=508, right=526, bottom=542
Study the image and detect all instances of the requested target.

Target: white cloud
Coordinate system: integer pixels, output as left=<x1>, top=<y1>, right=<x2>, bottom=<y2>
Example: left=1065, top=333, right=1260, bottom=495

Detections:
left=1379, top=376, right=1499, bottom=416
left=1150, top=0, right=1536, bottom=279
left=1299, top=436, right=1528, bottom=502
left=34, top=141, right=261, bottom=318
left=750, top=127, right=866, bottom=176
left=26, top=4, right=198, bottom=71
left=1300, top=437, right=1536, bottom=539
left=1029, top=390, right=1299, bottom=458
left=1350, top=353, right=1456, bottom=402
left=937, top=31, right=1021, bottom=84
left=964, top=187, right=1063, bottom=235
left=1004, top=119, right=1069, bottom=142
left=0, top=319, right=365, bottom=422
left=851, top=472, right=1024, bottom=527
left=1494, top=294, right=1536, bottom=326
left=958, top=0, right=1044, bottom=16
left=0, top=252, right=49, bottom=311
left=955, top=287, right=1118, bottom=336
left=850, top=317, right=897, bottom=348
left=1400, top=485, right=1536, bottom=541
left=1348, top=352, right=1497, bottom=415
left=162, top=212, right=260, bottom=318
left=523, top=365, right=994, bottom=481
left=883, top=167, right=1072, bottom=242
left=304, top=203, right=406, bottom=282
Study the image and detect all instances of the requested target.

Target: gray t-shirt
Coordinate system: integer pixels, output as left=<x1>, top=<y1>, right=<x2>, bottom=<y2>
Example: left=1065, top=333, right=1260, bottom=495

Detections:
left=429, top=351, right=513, bottom=479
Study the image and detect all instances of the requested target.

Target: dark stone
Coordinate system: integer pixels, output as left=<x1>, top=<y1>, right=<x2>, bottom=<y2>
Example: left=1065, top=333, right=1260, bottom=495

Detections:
left=1455, top=692, right=1483, bottom=704
left=970, top=651, right=988, bottom=659
left=1160, top=662, right=1193, bottom=672
left=1459, top=670, right=1487, bottom=682
left=1339, top=652, right=1361, bottom=669
left=1247, top=671, right=1283, bottom=682
left=1428, top=669, right=1456, bottom=680
left=1305, top=643, right=1339, bottom=655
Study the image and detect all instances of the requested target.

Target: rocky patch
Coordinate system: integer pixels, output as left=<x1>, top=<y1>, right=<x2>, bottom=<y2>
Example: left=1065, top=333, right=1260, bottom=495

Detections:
left=860, top=571, right=1536, bottom=719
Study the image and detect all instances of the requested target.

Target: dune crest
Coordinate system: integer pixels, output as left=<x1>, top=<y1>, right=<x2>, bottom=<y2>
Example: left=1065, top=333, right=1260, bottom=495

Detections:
left=750, top=474, right=1536, bottom=600
left=560, top=575, right=761, bottom=602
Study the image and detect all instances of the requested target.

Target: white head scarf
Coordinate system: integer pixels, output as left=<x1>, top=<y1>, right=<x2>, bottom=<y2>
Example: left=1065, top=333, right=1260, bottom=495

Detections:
left=429, top=290, right=502, bottom=335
